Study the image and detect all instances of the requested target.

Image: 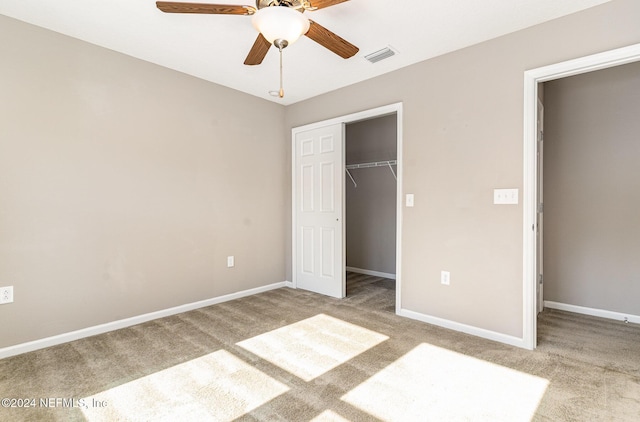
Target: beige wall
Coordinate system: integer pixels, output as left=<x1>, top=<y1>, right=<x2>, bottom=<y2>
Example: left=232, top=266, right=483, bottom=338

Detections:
left=543, top=61, right=640, bottom=315
left=0, top=15, right=287, bottom=348
left=346, top=115, right=397, bottom=275
left=3, top=0, right=640, bottom=350
left=285, top=0, right=640, bottom=337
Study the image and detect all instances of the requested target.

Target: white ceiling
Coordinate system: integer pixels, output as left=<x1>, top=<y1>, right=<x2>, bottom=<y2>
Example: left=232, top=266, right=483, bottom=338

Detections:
left=0, top=0, right=610, bottom=105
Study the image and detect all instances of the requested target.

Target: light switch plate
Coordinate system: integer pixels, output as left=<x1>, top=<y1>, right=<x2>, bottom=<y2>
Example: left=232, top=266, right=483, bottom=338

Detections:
left=406, top=194, right=414, bottom=207
left=494, top=189, right=519, bottom=205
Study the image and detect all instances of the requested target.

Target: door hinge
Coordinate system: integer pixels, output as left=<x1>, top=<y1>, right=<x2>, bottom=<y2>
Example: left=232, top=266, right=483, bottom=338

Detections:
left=538, top=274, right=543, bottom=284
left=538, top=202, right=544, bottom=213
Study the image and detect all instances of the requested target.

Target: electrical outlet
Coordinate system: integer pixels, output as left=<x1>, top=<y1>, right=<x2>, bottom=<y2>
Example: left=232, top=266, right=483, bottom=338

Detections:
left=440, top=271, right=450, bottom=286
left=227, top=256, right=235, bottom=268
left=0, top=286, right=14, bottom=304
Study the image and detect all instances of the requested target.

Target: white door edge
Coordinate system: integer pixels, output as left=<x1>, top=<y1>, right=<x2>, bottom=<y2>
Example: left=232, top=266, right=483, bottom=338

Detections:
left=522, top=43, right=640, bottom=350
left=536, top=98, right=544, bottom=315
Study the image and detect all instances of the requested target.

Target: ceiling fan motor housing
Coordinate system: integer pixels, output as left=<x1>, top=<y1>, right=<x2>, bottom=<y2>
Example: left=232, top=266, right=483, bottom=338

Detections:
left=256, top=0, right=306, bottom=10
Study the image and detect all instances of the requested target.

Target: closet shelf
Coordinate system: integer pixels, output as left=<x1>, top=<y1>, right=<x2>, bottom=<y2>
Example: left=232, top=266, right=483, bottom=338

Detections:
left=345, top=160, right=397, bottom=187
left=345, top=160, right=397, bottom=170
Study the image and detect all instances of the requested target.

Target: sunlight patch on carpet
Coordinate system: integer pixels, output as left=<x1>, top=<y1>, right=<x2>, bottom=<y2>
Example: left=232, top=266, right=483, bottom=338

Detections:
left=81, top=350, right=289, bottom=421
left=310, top=409, right=352, bottom=421
left=237, top=314, right=388, bottom=381
left=342, top=343, right=549, bottom=421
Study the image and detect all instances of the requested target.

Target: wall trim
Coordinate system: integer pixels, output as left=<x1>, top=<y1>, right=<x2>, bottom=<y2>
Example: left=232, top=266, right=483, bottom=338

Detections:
left=346, top=266, right=396, bottom=280
left=0, top=281, right=290, bottom=360
left=545, top=301, right=640, bottom=325
left=398, top=308, right=525, bottom=349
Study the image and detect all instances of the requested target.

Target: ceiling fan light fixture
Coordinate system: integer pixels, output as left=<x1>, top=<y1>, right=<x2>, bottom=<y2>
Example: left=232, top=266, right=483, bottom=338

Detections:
left=251, top=6, right=310, bottom=45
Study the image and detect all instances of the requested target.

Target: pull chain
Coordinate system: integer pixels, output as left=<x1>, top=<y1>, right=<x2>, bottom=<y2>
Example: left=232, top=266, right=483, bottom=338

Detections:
left=273, top=39, right=288, bottom=99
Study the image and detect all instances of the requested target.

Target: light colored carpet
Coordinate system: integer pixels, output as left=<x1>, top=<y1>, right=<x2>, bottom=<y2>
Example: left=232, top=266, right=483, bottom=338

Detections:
left=1, top=273, right=639, bottom=421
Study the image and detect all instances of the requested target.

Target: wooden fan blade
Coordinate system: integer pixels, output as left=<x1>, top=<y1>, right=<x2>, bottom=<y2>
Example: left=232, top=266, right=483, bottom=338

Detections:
left=156, top=2, right=253, bottom=15
left=309, top=0, right=350, bottom=10
left=244, top=33, right=272, bottom=65
left=305, top=20, right=358, bottom=59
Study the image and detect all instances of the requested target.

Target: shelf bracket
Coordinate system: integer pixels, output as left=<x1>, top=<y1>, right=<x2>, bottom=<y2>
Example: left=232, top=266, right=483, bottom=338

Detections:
left=345, top=168, right=357, bottom=188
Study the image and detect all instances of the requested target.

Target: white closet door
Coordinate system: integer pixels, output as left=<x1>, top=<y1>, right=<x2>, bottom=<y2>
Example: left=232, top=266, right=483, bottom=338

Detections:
left=294, top=124, right=345, bottom=298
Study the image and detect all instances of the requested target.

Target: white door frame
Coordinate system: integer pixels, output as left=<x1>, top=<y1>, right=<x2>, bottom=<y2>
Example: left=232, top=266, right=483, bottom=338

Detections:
left=522, top=43, right=640, bottom=350
left=292, top=102, right=403, bottom=311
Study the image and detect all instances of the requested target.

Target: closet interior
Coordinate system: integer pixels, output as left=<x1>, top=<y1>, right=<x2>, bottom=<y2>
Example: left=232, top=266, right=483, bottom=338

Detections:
left=345, top=114, right=398, bottom=297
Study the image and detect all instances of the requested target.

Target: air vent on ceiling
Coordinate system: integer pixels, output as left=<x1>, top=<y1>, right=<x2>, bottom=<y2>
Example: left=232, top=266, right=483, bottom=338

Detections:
left=364, top=46, right=397, bottom=64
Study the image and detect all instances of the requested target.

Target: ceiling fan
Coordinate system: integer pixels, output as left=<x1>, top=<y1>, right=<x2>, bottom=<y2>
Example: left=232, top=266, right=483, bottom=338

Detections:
left=156, top=0, right=359, bottom=98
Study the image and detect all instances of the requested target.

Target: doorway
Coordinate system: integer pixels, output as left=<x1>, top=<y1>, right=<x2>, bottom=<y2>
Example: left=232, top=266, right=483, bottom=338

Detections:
left=292, top=103, right=403, bottom=312
left=539, top=61, right=640, bottom=332
left=345, top=115, right=398, bottom=312
left=523, top=43, right=640, bottom=350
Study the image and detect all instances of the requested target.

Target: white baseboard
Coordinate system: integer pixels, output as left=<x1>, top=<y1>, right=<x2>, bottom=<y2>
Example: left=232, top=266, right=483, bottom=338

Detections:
left=284, top=280, right=294, bottom=288
left=0, top=281, right=289, bottom=360
left=346, top=266, right=396, bottom=280
left=397, top=308, right=526, bottom=349
left=544, top=301, right=640, bottom=324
